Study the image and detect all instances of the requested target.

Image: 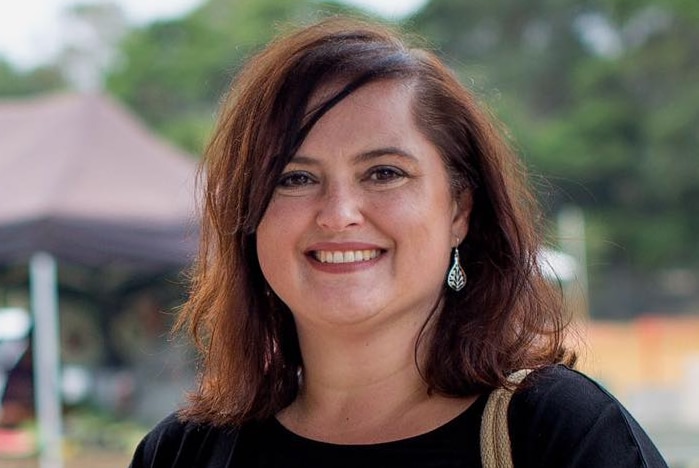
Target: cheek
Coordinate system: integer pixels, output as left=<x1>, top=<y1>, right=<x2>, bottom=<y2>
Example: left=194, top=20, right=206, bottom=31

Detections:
left=381, top=185, right=454, bottom=236
left=257, top=198, right=296, bottom=244
left=256, top=200, right=303, bottom=283
left=379, top=191, right=453, bottom=262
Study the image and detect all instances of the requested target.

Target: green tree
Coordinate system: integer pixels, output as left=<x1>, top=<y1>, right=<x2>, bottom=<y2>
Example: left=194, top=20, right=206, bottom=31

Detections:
left=0, top=59, right=65, bottom=97
left=409, top=0, right=699, bottom=316
left=106, top=0, right=364, bottom=153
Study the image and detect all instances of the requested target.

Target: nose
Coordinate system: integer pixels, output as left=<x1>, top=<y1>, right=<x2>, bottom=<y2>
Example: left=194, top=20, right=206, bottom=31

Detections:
left=315, top=182, right=364, bottom=231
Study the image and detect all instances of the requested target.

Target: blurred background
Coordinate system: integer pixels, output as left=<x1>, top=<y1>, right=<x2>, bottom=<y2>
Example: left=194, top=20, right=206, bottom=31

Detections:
left=0, top=0, right=697, bottom=466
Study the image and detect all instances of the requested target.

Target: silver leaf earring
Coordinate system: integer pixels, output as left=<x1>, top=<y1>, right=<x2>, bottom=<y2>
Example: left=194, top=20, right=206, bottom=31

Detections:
left=447, top=243, right=466, bottom=292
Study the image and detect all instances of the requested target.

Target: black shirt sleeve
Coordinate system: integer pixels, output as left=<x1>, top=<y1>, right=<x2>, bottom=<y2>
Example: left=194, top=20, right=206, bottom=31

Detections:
left=129, top=412, right=239, bottom=468
left=508, top=365, right=668, bottom=467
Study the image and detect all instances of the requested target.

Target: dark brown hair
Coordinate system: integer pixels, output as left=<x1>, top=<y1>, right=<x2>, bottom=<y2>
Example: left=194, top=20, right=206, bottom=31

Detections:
left=177, top=17, right=574, bottom=426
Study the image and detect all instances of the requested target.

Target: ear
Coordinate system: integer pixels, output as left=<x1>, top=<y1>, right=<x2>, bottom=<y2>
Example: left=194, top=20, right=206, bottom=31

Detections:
left=451, top=190, right=473, bottom=245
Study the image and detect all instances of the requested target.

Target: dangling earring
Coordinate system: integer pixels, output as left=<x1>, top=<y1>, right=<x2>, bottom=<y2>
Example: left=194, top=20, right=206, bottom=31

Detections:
left=447, top=243, right=466, bottom=291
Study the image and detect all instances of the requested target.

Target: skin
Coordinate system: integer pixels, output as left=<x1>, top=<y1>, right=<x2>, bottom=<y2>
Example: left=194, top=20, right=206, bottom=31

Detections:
left=256, top=79, right=475, bottom=443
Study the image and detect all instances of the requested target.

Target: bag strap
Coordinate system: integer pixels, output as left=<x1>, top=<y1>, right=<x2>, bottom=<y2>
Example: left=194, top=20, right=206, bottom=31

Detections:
left=480, top=369, right=532, bottom=468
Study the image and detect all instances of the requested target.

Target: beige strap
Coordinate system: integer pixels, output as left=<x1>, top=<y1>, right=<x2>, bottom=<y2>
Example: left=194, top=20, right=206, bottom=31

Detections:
left=480, top=369, right=532, bottom=468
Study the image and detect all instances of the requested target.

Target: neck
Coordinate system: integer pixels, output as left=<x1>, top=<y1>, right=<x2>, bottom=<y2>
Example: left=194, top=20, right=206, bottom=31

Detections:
left=298, top=316, right=427, bottom=396
left=276, top=314, right=475, bottom=444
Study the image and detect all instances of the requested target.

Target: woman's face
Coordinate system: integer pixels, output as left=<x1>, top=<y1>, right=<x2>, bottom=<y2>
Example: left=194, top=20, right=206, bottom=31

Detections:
left=256, top=79, right=470, bottom=334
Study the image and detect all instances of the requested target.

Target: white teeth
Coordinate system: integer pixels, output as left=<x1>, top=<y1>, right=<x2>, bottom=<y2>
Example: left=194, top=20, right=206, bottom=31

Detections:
left=314, top=249, right=380, bottom=264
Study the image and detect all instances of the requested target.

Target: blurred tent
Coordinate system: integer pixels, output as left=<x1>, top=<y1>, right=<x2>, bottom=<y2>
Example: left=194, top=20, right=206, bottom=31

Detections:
left=0, top=92, right=198, bottom=270
left=0, top=93, right=199, bottom=465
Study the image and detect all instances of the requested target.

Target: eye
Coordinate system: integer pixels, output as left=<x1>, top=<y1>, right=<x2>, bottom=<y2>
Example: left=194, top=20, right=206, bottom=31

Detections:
left=277, top=171, right=316, bottom=188
left=367, top=166, right=407, bottom=183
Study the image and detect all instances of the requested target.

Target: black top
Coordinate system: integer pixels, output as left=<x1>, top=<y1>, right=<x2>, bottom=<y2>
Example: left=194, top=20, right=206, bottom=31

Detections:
left=129, top=366, right=668, bottom=467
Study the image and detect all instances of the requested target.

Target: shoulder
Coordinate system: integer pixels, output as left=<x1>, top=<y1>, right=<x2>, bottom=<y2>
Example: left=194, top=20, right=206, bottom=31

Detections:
left=508, top=365, right=668, bottom=467
left=129, top=412, right=240, bottom=468
left=511, top=365, right=613, bottom=420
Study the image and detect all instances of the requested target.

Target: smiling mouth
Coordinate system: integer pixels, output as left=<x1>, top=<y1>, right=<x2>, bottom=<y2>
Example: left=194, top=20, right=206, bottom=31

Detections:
left=312, top=249, right=382, bottom=264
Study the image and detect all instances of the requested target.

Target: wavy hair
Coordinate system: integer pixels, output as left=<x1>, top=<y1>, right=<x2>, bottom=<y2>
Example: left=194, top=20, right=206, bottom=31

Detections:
left=177, top=17, right=574, bottom=426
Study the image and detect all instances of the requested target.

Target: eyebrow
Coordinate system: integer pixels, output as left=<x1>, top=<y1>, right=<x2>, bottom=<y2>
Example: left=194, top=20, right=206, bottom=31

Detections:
left=291, top=146, right=419, bottom=165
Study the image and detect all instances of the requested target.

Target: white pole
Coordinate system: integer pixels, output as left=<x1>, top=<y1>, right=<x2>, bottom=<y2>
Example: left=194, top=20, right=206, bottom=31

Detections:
left=30, top=252, right=63, bottom=468
left=558, top=206, right=589, bottom=319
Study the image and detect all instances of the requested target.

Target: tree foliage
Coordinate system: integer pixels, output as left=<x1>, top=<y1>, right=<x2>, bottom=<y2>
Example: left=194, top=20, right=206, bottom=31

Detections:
left=106, top=0, right=363, bottom=153
left=0, top=60, right=65, bottom=97
left=409, top=0, right=699, bottom=316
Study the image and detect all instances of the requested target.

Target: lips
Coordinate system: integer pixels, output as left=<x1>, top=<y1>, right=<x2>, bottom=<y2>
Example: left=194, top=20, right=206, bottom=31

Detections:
left=312, top=249, right=381, bottom=264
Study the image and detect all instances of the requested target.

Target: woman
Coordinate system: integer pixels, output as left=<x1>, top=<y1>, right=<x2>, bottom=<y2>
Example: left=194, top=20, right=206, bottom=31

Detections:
left=130, top=17, right=667, bottom=467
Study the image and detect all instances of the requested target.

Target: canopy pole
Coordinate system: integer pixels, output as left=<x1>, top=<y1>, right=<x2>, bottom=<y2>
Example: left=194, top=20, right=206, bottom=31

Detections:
left=30, top=252, right=63, bottom=468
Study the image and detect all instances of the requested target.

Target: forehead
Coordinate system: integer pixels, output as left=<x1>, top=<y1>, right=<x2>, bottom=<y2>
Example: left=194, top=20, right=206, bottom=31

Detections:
left=299, top=80, right=419, bottom=151
left=305, top=78, right=416, bottom=121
